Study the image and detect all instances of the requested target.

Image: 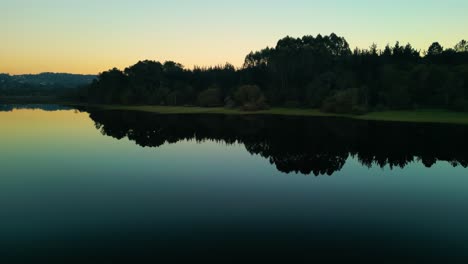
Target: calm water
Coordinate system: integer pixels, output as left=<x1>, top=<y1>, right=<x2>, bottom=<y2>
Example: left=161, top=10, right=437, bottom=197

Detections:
left=1, top=104, right=468, bottom=263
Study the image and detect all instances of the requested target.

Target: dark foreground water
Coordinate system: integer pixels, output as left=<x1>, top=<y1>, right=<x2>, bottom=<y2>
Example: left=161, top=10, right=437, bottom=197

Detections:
left=1, top=105, right=468, bottom=263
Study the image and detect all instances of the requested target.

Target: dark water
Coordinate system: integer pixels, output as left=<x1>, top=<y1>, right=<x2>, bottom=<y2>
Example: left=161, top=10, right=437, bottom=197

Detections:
left=1, top=105, right=468, bottom=263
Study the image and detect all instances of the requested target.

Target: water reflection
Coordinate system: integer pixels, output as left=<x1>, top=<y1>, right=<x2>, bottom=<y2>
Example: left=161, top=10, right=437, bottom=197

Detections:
left=2, top=105, right=468, bottom=263
left=88, top=110, right=468, bottom=176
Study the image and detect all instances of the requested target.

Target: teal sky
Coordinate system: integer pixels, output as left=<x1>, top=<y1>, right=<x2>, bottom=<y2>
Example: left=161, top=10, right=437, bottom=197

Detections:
left=2, top=0, right=467, bottom=74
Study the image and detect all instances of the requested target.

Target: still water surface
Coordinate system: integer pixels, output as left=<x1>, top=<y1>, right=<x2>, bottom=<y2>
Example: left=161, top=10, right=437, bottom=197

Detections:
left=1, top=104, right=468, bottom=262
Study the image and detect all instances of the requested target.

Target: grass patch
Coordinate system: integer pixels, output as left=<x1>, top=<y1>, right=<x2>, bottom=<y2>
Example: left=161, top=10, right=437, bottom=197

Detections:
left=89, top=105, right=339, bottom=116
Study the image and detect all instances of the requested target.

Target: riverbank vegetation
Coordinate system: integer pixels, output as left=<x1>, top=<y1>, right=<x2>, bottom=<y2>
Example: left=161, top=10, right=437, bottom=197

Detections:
left=83, top=34, right=468, bottom=114
left=80, top=104, right=468, bottom=125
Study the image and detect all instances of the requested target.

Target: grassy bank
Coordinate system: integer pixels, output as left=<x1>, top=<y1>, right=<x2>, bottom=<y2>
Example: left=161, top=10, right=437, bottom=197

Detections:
left=70, top=104, right=468, bottom=125
left=96, top=105, right=337, bottom=116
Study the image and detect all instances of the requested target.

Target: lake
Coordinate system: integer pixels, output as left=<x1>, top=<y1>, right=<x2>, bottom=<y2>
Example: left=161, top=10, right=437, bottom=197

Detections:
left=1, top=104, right=468, bottom=263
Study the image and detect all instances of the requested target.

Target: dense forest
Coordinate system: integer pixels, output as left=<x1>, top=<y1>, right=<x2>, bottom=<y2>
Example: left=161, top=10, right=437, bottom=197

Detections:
left=84, top=34, right=468, bottom=113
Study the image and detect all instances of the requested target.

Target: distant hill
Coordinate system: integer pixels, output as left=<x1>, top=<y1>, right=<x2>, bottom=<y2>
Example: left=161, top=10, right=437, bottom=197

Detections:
left=0, top=72, right=96, bottom=97
left=0, top=104, right=73, bottom=112
left=0, top=72, right=96, bottom=89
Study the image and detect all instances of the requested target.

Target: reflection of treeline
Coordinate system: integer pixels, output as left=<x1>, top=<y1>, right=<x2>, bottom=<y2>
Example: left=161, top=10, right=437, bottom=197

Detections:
left=89, top=110, right=468, bottom=175
left=84, top=34, right=468, bottom=113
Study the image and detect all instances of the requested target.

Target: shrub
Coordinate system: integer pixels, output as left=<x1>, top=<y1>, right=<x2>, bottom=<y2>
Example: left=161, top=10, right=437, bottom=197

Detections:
left=321, top=88, right=367, bottom=114
left=234, top=85, right=269, bottom=111
left=197, top=88, right=222, bottom=107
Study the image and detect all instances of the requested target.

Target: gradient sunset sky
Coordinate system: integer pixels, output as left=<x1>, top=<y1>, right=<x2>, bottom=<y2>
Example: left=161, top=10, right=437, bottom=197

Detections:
left=2, top=0, right=468, bottom=75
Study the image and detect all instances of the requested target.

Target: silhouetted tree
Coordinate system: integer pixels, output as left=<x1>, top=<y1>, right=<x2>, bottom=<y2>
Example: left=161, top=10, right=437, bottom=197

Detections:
left=427, top=42, right=444, bottom=56
left=454, top=40, right=468, bottom=53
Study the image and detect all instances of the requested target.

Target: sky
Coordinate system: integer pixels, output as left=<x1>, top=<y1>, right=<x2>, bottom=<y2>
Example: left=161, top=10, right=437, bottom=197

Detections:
left=2, top=0, right=468, bottom=75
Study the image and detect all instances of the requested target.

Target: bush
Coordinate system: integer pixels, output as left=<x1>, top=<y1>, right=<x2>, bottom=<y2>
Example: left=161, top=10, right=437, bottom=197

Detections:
left=197, top=88, right=222, bottom=107
left=234, top=85, right=269, bottom=111
left=321, top=88, right=367, bottom=114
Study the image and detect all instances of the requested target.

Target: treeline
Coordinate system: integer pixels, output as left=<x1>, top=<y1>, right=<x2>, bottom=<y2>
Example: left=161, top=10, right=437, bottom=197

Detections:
left=85, top=34, right=468, bottom=113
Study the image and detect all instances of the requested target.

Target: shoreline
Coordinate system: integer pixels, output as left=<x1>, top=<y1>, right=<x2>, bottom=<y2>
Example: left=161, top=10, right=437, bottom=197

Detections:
left=1, top=98, right=467, bottom=125
left=72, top=104, right=468, bottom=125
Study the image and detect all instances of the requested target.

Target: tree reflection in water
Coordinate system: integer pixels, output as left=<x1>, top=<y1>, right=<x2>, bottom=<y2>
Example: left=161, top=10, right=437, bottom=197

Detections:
left=88, top=110, right=468, bottom=176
